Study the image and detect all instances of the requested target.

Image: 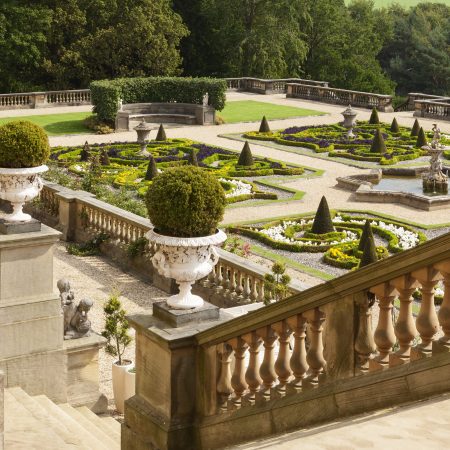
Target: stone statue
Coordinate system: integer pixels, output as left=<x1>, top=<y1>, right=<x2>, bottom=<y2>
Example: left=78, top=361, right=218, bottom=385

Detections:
left=431, top=123, right=442, bottom=149
left=57, top=278, right=93, bottom=340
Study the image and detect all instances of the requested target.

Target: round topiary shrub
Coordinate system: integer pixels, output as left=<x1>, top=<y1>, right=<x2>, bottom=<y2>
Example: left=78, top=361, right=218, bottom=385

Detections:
left=0, top=121, right=50, bottom=168
left=146, top=166, right=226, bottom=237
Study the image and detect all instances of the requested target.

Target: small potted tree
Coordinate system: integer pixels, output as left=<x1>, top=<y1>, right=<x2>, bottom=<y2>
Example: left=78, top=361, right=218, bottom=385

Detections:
left=0, top=121, right=50, bottom=222
left=101, top=290, right=133, bottom=413
left=145, top=166, right=227, bottom=309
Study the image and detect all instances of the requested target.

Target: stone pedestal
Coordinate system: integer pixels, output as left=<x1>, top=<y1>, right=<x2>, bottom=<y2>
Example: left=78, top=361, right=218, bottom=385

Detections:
left=122, top=302, right=233, bottom=450
left=0, top=225, right=67, bottom=402
left=64, top=333, right=108, bottom=413
left=0, top=371, right=3, bottom=450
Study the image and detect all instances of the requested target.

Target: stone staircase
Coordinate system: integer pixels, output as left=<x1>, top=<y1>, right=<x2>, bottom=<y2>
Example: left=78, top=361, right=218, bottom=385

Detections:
left=4, top=387, right=120, bottom=450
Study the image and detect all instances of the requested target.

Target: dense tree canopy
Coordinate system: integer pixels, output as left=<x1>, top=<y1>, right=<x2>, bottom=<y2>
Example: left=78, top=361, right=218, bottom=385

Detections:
left=0, top=0, right=448, bottom=96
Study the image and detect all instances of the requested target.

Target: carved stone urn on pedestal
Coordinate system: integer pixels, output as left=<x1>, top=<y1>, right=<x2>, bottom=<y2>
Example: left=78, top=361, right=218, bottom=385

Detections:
left=147, top=228, right=226, bottom=309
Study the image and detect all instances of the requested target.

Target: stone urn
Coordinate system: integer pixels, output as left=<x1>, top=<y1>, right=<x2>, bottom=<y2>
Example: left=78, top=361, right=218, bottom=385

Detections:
left=0, top=165, right=48, bottom=222
left=341, top=104, right=358, bottom=138
left=147, top=228, right=226, bottom=309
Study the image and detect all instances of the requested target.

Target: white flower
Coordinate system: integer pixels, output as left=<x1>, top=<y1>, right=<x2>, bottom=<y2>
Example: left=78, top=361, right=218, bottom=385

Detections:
left=220, top=178, right=252, bottom=198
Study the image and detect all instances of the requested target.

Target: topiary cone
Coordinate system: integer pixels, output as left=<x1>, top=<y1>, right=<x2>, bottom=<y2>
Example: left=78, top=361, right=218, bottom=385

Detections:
left=410, top=118, right=420, bottom=137
left=390, top=117, right=399, bottom=133
left=370, top=129, right=387, bottom=154
left=155, top=124, right=167, bottom=141
left=358, top=220, right=374, bottom=251
left=259, top=116, right=270, bottom=133
left=188, top=149, right=199, bottom=166
left=415, top=127, right=427, bottom=148
left=311, top=196, right=335, bottom=234
left=100, top=149, right=110, bottom=166
left=237, top=141, right=254, bottom=166
left=80, top=141, right=90, bottom=162
left=359, top=232, right=378, bottom=268
left=369, top=107, right=380, bottom=125
left=144, top=155, right=158, bottom=181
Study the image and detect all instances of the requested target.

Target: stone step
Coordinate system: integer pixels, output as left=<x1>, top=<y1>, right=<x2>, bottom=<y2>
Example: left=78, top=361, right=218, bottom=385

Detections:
left=100, top=415, right=121, bottom=437
left=4, top=390, right=68, bottom=450
left=76, top=406, right=121, bottom=442
left=8, top=387, right=82, bottom=449
left=59, top=404, right=119, bottom=450
left=35, top=395, right=110, bottom=450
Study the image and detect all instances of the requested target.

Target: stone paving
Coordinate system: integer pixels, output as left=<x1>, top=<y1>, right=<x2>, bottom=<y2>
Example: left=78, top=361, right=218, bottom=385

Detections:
left=37, top=92, right=450, bottom=227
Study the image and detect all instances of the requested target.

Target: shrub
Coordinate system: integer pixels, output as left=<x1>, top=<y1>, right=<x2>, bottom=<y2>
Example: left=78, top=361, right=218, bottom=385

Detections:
left=155, top=124, right=167, bottom=141
left=259, top=116, right=270, bottom=133
left=370, top=129, right=387, bottom=154
left=369, top=108, right=380, bottom=125
left=390, top=117, right=400, bottom=133
left=83, top=115, right=114, bottom=134
left=311, top=196, right=335, bottom=234
left=411, top=119, right=420, bottom=137
left=90, top=77, right=227, bottom=123
left=264, top=262, right=291, bottom=304
left=100, top=149, right=110, bottom=166
left=80, top=141, right=90, bottom=162
left=358, top=220, right=374, bottom=251
left=101, top=289, right=132, bottom=366
left=0, top=121, right=50, bottom=168
left=237, top=141, right=254, bottom=166
left=188, top=149, right=198, bottom=166
left=144, top=156, right=158, bottom=181
left=146, top=166, right=226, bottom=237
left=359, top=233, right=378, bottom=268
left=416, top=127, right=427, bottom=148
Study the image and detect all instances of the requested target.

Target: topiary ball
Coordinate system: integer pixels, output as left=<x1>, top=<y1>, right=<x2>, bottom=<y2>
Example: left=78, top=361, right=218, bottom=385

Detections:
left=146, top=166, right=226, bottom=237
left=370, top=129, right=387, bottom=154
left=0, top=120, right=50, bottom=168
left=368, top=108, right=380, bottom=125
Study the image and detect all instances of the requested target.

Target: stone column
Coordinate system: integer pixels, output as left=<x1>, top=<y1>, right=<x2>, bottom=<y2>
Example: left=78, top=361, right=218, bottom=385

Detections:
left=0, top=225, right=66, bottom=402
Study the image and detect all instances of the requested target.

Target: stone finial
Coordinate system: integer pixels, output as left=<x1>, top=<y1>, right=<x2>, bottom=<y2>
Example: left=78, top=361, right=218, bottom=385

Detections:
left=57, top=279, right=93, bottom=340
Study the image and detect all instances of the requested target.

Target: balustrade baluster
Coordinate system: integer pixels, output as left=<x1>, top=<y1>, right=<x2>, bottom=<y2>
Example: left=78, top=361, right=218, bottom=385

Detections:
left=242, top=275, right=251, bottom=302
left=369, top=283, right=398, bottom=371
left=303, top=308, right=326, bottom=388
left=214, top=262, right=224, bottom=291
left=216, top=343, right=233, bottom=412
left=235, top=270, right=244, bottom=300
left=250, top=277, right=259, bottom=303
left=389, top=275, right=419, bottom=366
left=257, top=326, right=278, bottom=399
left=355, top=294, right=376, bottom=374
left=433, top=261, right=450, bottom=352
left=411, top=267, right=441, bottom=359
left=286, top=314, right=308, bottom=392
left=242, top=331, right=263, bottom=405
left=272, top=320, right=293, bottom=396
left=228, top=337, right=248, bottom=408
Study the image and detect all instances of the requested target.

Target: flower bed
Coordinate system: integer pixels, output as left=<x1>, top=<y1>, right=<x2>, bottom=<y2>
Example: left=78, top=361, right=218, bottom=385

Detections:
left=229, top=213, right=427, bottom=269
left=50, top=139, right=304, bottom=201
left=244, top=122, right=450, bottom=166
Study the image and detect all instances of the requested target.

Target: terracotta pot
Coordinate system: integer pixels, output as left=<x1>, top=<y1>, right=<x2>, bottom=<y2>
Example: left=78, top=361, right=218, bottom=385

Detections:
left=112, top=359, right=133, bottom=413
left=147, top=228, right=226, bottom=310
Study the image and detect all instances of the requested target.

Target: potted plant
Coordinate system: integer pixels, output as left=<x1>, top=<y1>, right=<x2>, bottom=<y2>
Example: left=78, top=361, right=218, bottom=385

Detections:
left=101, top=290, right=133, bottom=413
left=145, top=166, right=227, bottom=309
left=0, top=121, right=50, bottom=222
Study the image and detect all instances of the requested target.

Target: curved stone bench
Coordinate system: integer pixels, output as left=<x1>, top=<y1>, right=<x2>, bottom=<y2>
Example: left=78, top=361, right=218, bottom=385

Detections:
left=115, top=102, right=215, bottom=131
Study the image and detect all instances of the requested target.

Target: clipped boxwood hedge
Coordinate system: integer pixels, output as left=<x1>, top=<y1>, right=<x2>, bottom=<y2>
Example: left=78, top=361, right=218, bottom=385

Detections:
left=90, top=77, right=227, bottom=123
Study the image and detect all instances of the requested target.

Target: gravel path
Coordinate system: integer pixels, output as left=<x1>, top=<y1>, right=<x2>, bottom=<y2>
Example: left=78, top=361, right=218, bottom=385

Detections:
left=53, top=243, right=168, bottom=410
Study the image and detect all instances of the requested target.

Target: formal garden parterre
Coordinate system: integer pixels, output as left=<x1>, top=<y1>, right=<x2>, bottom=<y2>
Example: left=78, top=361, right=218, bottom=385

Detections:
left=243, top=120, right=450, bottom=166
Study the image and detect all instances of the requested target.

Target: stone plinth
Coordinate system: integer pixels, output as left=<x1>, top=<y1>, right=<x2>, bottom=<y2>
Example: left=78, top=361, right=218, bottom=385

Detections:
left=122, top=305, right=233, bottom=450
left=0, top=371, right=3, bottom=450
left=0, top=225, right=66, bottom=402
left=64, top=333, right=108, bottom=413
left=153, top=301, right=220, bottom=327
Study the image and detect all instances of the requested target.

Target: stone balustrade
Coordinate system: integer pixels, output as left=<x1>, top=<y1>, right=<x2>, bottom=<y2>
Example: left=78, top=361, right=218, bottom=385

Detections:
left=414, top=97, right=450, bottom=121
left=0, top=371, right=3, bottom=450
left=286, top=83, right=394, bottom=112
left=32, top=183, right=304, bottom=302
left=0, top=89, right=91, bottom=110
left=225, top=77, right=328, bottom=94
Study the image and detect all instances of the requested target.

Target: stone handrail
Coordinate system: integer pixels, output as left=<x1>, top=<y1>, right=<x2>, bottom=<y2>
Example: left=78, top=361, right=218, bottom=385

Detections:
left=195, top=230, right=450, bottom=419
left=0, top=89, right=91, bottom=110
left=225, top=77, right=328, bottom=94
left=414, top=97, right=450, bottom=121
left=36, top=182, right=304, bottom=301
left=286, top=83, right=394, bottom=112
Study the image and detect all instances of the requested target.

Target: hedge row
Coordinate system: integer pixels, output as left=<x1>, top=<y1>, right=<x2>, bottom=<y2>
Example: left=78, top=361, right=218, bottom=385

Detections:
left=90, top=77, right=227, bottom=123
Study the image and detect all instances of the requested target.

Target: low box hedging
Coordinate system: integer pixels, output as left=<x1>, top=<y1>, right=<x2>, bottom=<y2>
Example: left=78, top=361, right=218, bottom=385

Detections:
left=90, top=77, right=227, bottom=123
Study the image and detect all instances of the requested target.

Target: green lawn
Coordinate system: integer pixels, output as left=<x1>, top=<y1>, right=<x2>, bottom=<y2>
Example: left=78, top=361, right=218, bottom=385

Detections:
left=219, top=100, right=324, bottom=123
left=347, top=0, right=448, bottom=7
left=0, top=112, right=92, bottom=135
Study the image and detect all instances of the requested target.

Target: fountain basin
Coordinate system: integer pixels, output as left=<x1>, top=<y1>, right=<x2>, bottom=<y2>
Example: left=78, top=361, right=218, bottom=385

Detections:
left=337, top=168, right=450, bottom=211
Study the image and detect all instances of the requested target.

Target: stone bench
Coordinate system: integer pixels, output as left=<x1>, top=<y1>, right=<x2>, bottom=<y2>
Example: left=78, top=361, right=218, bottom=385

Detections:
left=115, top=102, right=215, bottom=131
